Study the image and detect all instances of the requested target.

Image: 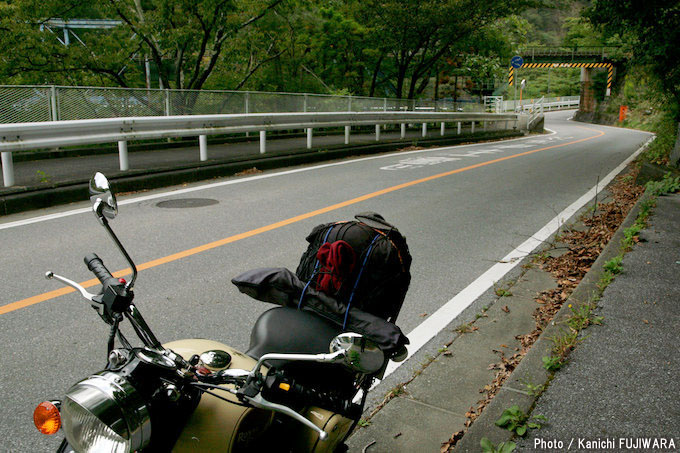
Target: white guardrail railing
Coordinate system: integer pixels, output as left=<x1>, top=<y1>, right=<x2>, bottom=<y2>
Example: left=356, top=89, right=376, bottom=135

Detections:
left=0, top=111, right=521, bottom=187
left=502, top=95, right=580, bottom=113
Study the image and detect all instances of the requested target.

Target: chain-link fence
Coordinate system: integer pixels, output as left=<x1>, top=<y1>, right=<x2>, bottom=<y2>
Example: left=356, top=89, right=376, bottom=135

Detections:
left=0, top=86, right=55, bottom=123
left=0, top=85, right=485, bottom=123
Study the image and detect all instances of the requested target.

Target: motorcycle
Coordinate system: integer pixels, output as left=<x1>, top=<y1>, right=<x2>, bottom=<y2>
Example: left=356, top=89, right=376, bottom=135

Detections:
left=33, top=172, right=407, bottom=452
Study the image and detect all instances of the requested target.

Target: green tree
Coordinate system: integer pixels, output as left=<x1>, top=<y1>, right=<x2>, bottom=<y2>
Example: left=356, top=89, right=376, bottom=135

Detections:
left=586, top=0, right=680, bottom=118
left=357, top=0, right=548, bottom=99
left=0, top=0, right=283, bottom=89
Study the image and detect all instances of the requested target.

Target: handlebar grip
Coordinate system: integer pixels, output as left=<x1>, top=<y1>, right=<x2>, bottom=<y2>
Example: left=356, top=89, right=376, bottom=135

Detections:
left=84, top=253, right=119, bottom=290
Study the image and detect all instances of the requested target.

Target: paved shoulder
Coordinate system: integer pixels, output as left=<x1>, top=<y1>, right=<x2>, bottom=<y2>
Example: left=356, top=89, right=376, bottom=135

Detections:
left=517, top=193, right=680, bottom=452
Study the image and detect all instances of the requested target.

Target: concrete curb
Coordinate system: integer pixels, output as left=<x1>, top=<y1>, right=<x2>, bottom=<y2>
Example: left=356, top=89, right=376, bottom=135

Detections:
left=454, top=181, right=654, bottom=451
left=0, top=130, right=521, bottom=216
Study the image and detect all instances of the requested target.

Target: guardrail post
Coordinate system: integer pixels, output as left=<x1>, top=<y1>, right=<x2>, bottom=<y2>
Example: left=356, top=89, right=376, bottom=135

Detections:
left=118, top=141, right=129, bottom=171
left=345, top=126, right=350, bottom=144
left=245, top=92, right=250, bottom=137
left=457, top=122, right=461, bottom=135
left=471, top=121, right=475, bottom=134
left=422, top=123, right=427, bottom=137
left=384, top=98, right=388, bottom=112
left=375, top=124, right=381, bottom=141
left=2, top=152, right=15, bottom=187
left=401, top=123, right=406, bottom=138
left=307, top=127, right=313, bottom=149
left=260, top=131, right=266, bottom=154
left=49, top=86, right=59, bottom=121
left=348, top=95, right=352, bottom=112
left=164, top=90, right=170, bottom=116
left=440, top=122, right=445, bottom=136
left=199, top=135, right=208, bottom=161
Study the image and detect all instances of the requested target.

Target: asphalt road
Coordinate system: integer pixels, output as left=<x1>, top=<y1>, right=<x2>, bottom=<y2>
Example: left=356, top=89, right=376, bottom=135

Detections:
left=0, top=110, right=652, bottom=451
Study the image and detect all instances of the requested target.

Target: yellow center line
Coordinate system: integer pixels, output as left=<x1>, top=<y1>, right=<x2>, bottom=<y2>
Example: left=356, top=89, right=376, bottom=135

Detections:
left=1, top=127, right=605, bottom=316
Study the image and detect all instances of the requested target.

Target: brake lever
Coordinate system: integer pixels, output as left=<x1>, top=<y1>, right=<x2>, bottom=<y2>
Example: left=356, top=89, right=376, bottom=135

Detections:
left=244, top=393, right=328, bottom=441
left=46, top=271, right=115, bottom=324
left=46, top=271, right=97, bottom=301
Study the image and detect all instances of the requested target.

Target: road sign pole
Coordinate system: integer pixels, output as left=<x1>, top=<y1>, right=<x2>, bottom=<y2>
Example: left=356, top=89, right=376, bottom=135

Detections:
left=510, top=55, right=524, bottom=112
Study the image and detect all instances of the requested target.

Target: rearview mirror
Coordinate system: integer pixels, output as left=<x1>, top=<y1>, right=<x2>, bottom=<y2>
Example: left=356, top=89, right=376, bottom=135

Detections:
left=89, top=172, right=118, bottom=221
left=330, top=333, right=385, bottom=374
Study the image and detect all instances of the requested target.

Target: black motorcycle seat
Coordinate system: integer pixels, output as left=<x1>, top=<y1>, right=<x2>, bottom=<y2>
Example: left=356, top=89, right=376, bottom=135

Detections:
left=246, top=306, right=343, bottom=360
left=245, top=307, right=359, bottom=393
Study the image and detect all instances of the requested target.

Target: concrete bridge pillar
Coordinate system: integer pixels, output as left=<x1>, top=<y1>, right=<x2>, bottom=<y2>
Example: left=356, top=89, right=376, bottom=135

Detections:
left=579, top=68, right=595, bottom=113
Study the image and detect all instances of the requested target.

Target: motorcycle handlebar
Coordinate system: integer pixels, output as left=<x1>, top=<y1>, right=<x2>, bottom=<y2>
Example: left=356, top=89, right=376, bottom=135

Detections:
left=84, top=253, right=120, bottom=291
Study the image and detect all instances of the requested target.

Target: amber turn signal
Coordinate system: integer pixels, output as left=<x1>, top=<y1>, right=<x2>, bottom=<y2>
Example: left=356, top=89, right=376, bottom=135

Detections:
left=34, top=401, right=61, bottom=435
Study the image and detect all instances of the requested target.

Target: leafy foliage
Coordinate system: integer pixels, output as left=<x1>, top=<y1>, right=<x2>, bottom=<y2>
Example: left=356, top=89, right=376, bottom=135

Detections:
left=481, top=437, right=517, bottom=453
left=646, top=173, right=680, bottom=197
left=586, top=0, right=680, bottom=120
left=0, top=0, right=283, bottom=89
left=495, top=405, right=546, bottom=436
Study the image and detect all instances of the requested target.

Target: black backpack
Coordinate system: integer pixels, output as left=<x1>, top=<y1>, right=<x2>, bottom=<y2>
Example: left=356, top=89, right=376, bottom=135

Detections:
left=296, top=212, right=412, bottom=324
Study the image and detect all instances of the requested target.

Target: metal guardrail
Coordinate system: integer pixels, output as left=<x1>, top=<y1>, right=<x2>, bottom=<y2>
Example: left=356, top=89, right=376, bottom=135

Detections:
left=0, top=111, right=519, bottom=187
left=0, top=85, right=485, bottom=124
left=502, top=96, right=579, bottom=113
left=527, top=97, right=545, bottom=130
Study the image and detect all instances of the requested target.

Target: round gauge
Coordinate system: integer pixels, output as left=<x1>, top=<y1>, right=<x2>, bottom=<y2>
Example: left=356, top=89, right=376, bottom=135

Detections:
left=136, top=348, right=176, bottom=369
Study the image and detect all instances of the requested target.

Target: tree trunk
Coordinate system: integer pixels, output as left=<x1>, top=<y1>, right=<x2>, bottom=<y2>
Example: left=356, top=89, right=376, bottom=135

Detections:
left=369, top=55, right=384, bottom=97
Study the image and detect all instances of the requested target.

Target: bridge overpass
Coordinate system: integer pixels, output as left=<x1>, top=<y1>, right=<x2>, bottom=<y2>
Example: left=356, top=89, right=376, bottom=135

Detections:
left=511, top=46, right=623, bottom=113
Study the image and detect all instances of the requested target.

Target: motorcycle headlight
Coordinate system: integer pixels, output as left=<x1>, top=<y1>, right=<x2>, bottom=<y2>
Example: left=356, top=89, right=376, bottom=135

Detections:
left=61, top=372, right=151, bottom=453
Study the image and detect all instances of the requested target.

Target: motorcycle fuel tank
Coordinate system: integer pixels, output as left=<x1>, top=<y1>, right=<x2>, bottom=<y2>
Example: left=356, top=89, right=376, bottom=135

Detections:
left=165, top=338, right=355, bottom=452
left=164, top=339, right=273, bottom=452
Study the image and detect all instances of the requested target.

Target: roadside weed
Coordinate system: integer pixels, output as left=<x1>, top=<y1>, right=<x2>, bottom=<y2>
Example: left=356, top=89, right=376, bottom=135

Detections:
left=550, top=329, right=583, bottom=361
left=455, top=322, right=478, bottom=334
left=36, top=170, right=51, bottom=183
left=599, top=255, right=623, bottom=290
left=603, top=255, right=623, bottom=274
left=645, top=172, right=680, bottom=196
left=542, top=355, right=564, bottom=371
left=495, top=287, right=513, bottom=298
left=481, top=437, right=516, bottom=453
left=495, top=405, right=547, bottom=436
left=567, top=304, right=604, bottom=331
left=521, top=380, right=546, bottom=397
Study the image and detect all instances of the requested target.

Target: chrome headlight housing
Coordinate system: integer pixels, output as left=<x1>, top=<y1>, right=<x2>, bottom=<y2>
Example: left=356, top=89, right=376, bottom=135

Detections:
left=61, top=372, right=151, bottom=453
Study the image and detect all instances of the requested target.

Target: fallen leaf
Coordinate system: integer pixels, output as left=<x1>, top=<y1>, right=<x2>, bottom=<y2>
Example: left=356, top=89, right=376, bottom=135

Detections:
left=502, top=306, right=510, bottom=313
left=420, top=313, right=428, bottom=317
left=643, top=319, right=649, bottom=324
left=393, top=432, right=402, bottom=439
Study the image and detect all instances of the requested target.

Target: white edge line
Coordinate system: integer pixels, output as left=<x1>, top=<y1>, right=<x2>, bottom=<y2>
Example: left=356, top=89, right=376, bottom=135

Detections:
left=0, top=130, right=556, bottom=230
left=371, top=134, right=655, bottom=388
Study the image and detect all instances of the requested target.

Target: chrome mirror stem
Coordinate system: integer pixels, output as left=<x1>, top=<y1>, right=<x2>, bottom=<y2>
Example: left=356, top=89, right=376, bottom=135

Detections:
left=100, top=216, right=138, bottom=291
left=125, top=304, right=162, bottom=350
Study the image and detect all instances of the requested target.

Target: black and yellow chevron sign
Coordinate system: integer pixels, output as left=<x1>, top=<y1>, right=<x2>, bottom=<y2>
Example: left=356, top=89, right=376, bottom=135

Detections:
left=507, top=61, right=615, bottom=91
left=520, top=62, right=612, bottom=69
